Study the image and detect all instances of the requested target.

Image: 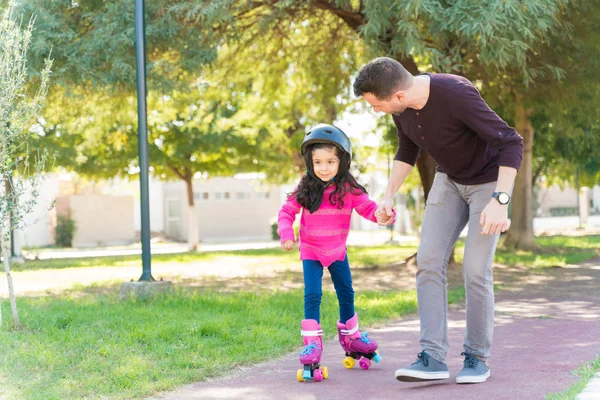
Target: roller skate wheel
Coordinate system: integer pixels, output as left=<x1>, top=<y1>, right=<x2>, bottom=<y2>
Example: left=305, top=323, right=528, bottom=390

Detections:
left=297, top=369, right=306, bottom=382
left=321, top=366, right=329, bottom=379
left=373, top=352, right=382, bottom=363
left=343, top=356, right=355, bottom=369
left=313, top=368, right=323, bottom=382
left=359, top=357, right=371, bottom=370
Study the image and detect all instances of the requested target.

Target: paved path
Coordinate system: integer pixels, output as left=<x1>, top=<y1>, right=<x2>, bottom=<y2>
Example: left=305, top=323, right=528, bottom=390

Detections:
left=151, top=257, right=600, bottom=400
left=25, top=231, right=415, bottom=260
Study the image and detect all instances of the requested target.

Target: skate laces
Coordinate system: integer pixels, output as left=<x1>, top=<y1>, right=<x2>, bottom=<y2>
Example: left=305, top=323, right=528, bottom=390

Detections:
left=359, top=332, right=372, bottom=344
left=461, top=352, right=479, bottom=369
left=301, top=341, right=321, bottom=356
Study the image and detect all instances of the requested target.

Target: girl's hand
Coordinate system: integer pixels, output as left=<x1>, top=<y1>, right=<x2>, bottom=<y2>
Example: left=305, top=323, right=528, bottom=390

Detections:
left=281, top=240, right=296, bottom=251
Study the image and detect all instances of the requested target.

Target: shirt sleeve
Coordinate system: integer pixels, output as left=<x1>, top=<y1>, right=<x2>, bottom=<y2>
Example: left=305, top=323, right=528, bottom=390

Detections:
left=277, top=193, right=301, bottom=243
left=353, top=192, right=396, bottom=223
left=454, top=84, right=524, bottom=171
left=393, top=121, right=421, bottom=166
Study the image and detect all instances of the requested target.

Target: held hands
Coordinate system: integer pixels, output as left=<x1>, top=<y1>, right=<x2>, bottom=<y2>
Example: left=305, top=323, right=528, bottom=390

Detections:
left=480, top=199, right=509, bottom=235
left=281, top=240, right=296, bottom=251
left=375, top=199, right=396, bottom=226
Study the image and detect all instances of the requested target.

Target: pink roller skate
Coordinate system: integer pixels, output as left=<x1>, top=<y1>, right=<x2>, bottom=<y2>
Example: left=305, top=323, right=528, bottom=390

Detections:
left=297, top=319, right=329, bottom=382
left=337, top=313, right=381, bottom=370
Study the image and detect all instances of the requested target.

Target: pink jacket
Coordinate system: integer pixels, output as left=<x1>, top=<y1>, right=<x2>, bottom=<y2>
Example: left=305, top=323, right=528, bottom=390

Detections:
left=277, top=185, right=393, bottom=267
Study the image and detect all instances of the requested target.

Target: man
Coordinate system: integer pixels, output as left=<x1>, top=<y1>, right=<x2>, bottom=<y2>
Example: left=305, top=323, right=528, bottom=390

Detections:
left=354, top=57, right=523, bottom=384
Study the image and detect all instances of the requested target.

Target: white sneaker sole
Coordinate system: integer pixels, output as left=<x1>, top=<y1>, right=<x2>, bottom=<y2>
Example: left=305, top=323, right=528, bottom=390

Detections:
left=456, top=370, right=491, bottom=384
left=395, top=368, right=450, bottom=382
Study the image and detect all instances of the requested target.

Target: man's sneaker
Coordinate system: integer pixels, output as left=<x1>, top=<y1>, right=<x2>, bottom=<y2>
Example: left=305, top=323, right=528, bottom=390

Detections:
left=456, top=352, right=491, bottom=384
left=395, top=351, right=450, bottom=382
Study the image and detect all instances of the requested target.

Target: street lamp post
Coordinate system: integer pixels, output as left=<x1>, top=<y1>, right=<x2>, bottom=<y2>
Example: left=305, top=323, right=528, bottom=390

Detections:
left=134, top=0, right=154, bottom=281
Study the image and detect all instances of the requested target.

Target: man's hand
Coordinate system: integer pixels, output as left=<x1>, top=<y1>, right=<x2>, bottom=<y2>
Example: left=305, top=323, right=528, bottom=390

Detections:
left=376, top=199, right=395, bottom=226
left=281, top=240, right=296, bottom=251
left=480, top=200, right=509, bottom=235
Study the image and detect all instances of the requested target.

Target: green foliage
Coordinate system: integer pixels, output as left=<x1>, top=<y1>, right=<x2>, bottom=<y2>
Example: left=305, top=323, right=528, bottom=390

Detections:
left=0, top=1, right=52, bottom=234
left=18, top=0, right=594, bottom=191
left=528, top=3, right=600, bottom=186
left=180, top=0, right=572, bottom=83
left=21, top=4, right=367, bottom=183
left=205, top=9, right=368, bottom=179
left=454, top=235, right=600, bottom=269
left=478, top=2, right=600, bottom=187
left=55, top=210, right=76, bottom=247
left=546, top=356, right=600, bottom=400
left=16, top=0, right=217, bottom=91
left=271, top=221, right=279, bottom=240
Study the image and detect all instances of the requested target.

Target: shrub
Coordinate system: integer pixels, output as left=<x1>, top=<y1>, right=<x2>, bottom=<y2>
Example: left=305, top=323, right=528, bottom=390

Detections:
left=56, top=211, right=76, bottom=247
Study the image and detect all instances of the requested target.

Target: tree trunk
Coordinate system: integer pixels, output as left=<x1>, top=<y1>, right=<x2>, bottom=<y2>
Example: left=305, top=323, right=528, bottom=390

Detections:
left=503, top=92, right=537, bottom=250
left=184, top=176, right=199, bottom=251
left=415, top=151, right=437, bottom=201
left=1, top=233, right=20, bottom=328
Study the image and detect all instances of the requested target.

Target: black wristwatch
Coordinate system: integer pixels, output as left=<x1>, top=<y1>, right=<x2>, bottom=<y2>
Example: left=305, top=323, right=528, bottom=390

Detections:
left=492, top=192, right=511, bottom=205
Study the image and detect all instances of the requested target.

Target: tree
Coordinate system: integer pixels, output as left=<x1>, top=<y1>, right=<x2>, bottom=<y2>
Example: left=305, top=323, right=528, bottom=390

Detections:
left=22, top=0, right=579, bottom=251
left=20, top=4, right=368, bottom=248
left=16, top=0, right=217, bottom=91
left=178, top=0, right=572, bottom=210
left=530, top=2, right=600, bottom=188
left=0, top=1, right=52, bottom=327
left=24, top=1, right=573, bottom=200
left=475, top=2, right=600, bottom=248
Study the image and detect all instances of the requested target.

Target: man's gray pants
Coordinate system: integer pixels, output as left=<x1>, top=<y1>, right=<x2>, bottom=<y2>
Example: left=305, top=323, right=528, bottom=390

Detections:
left=416, top=173, right=500, bottom=363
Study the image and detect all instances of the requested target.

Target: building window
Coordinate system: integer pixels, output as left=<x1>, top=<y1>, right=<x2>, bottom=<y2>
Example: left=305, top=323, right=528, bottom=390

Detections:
left=194, top=192, right=209, bottom=201
left=215, top=192, right=231, bottom=200
left=256, top=191, right=270, bottom=199
left=236, top=192, right=251, bottom=200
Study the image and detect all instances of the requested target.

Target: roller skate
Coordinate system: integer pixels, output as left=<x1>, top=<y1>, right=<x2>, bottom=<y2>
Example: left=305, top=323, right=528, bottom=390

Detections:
left=337, top=313, right=381, bottom=370
left=297, top=319, right=329, bottom=382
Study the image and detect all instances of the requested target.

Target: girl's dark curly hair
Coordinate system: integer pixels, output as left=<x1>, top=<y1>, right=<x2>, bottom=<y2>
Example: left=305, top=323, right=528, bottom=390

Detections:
left=290, top=143, right=367, bottom=212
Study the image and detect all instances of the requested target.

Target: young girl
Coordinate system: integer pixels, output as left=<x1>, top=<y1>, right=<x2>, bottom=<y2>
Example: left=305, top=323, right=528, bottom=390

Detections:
left=278, top=124, right=395, bottom=382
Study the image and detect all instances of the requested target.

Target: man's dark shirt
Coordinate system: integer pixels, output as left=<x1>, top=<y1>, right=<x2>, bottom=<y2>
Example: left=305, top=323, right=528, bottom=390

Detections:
left=393, top=73, right=523, bottom=185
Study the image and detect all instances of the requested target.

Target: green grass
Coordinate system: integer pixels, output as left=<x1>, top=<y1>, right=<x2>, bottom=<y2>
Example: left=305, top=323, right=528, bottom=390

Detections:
left=0, top=286, right=464, bottom=400
left=546, top=355, right=600, bottom=399
left=15, top=235, right=600, bottom=273
left=3, top=235, right=598, bottom=398
left=454, top=235, right=600, bottom=269
left=11, top=243, right=420, bottom=272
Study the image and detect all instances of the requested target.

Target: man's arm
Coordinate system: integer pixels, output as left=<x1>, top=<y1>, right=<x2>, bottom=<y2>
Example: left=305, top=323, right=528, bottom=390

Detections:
left=480, top=166, right=517, bottom=235
left=456, top=84, right=524, bottom=172
left=453, top=82, right=523, bottom=235
left=376, top=160, right=413, bottom=225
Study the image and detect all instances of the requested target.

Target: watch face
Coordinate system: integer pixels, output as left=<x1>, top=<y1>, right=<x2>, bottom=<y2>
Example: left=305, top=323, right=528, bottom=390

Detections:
left=498, top=193, right=510, bottom=204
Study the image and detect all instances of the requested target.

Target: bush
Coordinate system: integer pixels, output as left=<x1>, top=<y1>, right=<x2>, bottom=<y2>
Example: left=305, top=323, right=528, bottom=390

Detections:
left=549, top=207, right=578, bottom=217
left=56, top=211, right=76, bottom=247
left=271, top=221, right=280, bottom=240
left=271, top=221, right=300, bottom=241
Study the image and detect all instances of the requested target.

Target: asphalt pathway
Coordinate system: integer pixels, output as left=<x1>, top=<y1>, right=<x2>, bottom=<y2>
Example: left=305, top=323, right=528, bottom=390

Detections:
left=151, top=257, right=600, bottom=400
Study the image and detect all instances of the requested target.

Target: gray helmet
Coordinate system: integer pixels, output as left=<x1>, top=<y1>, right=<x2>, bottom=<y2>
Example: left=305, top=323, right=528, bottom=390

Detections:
left=301, top=124, right=352, bottom=160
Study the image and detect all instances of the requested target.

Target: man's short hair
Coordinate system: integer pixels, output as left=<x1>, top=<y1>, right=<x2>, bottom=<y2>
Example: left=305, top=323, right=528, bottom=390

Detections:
left=353, top=57, right=413, bottom=99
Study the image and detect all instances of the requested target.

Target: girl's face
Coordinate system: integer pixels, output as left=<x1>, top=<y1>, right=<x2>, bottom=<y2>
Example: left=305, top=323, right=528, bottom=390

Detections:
left=311, top=147, right=340, bottom=182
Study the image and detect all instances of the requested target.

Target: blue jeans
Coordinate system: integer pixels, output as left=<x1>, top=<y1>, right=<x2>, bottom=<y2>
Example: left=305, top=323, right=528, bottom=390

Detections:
left=303, top=255, right=354, bottom=324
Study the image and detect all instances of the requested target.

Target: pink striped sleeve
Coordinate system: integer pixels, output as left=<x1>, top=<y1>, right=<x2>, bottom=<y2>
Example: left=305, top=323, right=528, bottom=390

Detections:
left=353, top=192, right=396, bottom=223
left=278, top=193, right=301, bottom=243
